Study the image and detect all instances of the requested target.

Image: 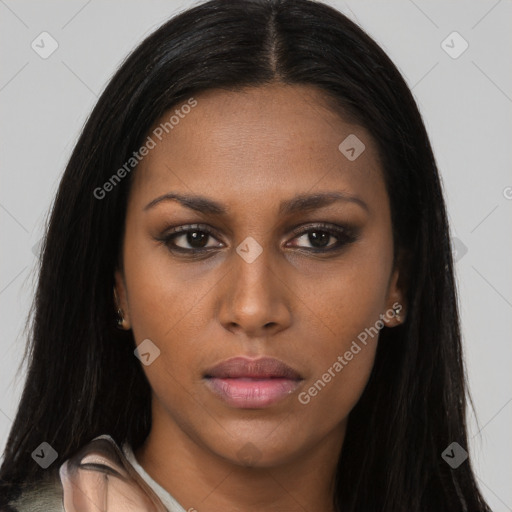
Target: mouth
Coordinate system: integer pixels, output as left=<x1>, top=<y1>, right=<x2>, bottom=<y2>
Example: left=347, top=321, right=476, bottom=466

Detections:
left=203, top=356, right=304, bottom=409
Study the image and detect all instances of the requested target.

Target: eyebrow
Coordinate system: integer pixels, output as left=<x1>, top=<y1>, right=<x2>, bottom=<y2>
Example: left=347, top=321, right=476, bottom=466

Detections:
left=143, top=191, right=369, bottom=215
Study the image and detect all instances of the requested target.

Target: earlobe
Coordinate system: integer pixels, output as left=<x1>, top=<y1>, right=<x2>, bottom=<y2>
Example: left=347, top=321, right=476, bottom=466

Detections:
left=384, top=265, right=407, bottom=327
left=113, top=270, right=131, bottom=330
left=390, top=301, right=405, bottom=325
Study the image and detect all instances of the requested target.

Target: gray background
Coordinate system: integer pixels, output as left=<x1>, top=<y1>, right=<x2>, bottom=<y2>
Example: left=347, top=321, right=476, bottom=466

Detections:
left=1, top=0, right=511, bottom=509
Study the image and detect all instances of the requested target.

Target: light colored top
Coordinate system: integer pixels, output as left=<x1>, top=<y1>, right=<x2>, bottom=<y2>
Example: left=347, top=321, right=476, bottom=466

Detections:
left=122, top=443, right=188, bottom=512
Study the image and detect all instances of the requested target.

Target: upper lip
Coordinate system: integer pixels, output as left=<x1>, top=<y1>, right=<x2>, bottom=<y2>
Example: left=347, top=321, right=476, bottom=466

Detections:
left=204, top=356, right=303, bottom=380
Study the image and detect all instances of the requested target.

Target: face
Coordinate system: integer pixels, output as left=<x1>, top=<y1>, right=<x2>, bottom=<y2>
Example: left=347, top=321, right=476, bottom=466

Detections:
left=115, top=83, right=405, bottom=468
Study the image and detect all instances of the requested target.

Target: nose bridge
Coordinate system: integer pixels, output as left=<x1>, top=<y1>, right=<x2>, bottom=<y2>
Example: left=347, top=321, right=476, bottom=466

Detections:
left=234, top=238, right=273, bottom=293
left=218, top=236, right=291, bottom=334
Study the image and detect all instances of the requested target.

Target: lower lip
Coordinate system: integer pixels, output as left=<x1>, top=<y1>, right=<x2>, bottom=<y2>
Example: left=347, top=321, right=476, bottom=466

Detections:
left=204, top=377, right=302, bottom=408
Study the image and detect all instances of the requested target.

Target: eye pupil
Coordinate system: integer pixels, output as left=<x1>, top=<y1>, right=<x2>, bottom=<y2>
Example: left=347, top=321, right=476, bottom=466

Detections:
left=188, top=231, right=208, bottom=248
left=309, top=231, right=330, bottom=248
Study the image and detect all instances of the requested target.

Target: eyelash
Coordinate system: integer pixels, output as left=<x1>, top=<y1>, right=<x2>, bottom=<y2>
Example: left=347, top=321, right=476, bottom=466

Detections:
left=156, top=222, right=359, bottom=256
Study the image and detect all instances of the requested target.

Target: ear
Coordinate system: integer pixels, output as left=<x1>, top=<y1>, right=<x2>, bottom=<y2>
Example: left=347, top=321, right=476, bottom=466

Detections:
left=383, top=251, right=409, bottom=327
left=114, top=268, right=131, bottom=329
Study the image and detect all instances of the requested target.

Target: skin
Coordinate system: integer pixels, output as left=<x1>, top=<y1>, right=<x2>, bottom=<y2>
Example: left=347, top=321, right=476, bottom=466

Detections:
left=114, top=83, right=406, bottom=512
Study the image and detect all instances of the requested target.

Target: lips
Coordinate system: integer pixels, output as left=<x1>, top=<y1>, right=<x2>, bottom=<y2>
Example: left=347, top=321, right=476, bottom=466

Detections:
left=204, top=356, right=303, bottom=380
left=203, top=356, right=304, bottom=408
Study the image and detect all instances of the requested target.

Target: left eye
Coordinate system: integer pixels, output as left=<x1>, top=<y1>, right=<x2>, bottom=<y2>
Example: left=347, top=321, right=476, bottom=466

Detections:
left=288, top=225, right=356, bottom=251
left=292, top=229, right=338, bottom=249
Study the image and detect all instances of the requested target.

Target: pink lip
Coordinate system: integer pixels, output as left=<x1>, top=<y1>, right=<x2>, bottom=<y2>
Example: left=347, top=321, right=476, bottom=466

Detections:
left=203, top=356, right=303, bottom=408
left=204, top=377, right=302, bottom=408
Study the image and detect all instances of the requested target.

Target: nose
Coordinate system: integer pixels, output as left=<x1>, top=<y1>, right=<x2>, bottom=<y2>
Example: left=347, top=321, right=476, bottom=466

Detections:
left=217, top=245, right=292, bottom=338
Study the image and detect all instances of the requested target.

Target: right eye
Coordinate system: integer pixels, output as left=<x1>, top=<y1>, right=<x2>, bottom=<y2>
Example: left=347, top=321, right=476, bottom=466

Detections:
left=159, top=224, right=224, bottom=254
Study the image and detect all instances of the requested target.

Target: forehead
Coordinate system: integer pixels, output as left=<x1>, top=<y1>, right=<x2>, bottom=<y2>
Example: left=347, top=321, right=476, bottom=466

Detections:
left=131, top=84, right=385, bottom=213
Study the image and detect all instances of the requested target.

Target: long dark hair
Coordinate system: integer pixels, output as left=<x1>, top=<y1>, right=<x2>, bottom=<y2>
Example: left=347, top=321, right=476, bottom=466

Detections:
left=0, top=0, right=491, bottom=510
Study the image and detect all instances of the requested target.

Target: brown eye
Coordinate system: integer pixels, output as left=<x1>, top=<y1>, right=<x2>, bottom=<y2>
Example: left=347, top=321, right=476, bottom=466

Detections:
left=172, top=230, right=212, bottom=249
left=294, top=230, right=336, bottom=249
left=288, top=223, right=358, bottom=252
left=160, top=224, right=223, bottom=253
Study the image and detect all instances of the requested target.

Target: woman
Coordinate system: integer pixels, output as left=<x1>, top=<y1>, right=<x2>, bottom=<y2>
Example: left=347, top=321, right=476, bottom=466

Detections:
left=0, top=0, right=492, bottom=510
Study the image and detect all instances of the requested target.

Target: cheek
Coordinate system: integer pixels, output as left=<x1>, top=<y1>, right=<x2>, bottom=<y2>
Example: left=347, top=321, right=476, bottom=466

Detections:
left=299, top=337, right=378, bottom=416
left=298, top=280, right=380, bottom=412
left=123, top=231, right=212, bottom=342
left=296, top=288, right=380, bottom=431
left=122, top=234, right=217, bottom=403
left=298, top=245, right=391, bottom=356
left=295, top=247, right=391, bottom=417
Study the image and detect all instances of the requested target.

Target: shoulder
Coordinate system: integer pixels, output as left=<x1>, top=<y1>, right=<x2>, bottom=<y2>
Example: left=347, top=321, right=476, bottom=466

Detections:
left=3, top=435, right=167, bottom=512
left=2, top=472, right=64, bottom=512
